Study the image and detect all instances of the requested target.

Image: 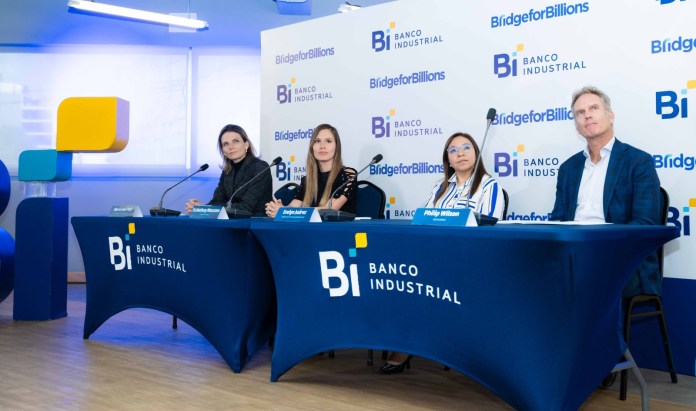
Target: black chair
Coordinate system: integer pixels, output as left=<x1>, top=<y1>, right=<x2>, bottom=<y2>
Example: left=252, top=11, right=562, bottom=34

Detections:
left=274, top=182, right=300, bottom=206
left=502, top=188, right=509, bottom=220
left=355, top=180, right=386, bottom=219
left=619, top=186, right=678, bottom=400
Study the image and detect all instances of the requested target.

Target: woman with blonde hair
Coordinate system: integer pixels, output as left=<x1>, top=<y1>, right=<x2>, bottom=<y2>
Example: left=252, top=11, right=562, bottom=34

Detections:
left=265, top=123, right=357, bottom=217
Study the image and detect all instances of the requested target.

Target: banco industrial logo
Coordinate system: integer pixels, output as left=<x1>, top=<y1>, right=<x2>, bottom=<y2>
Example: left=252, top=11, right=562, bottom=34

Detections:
left=493, top=43, right=587, bottom=78
left=276, top=77, right=333, bottom=104
left=667, top=198, right=696, bottom=237
left=491, top=2, right=590, bottom=28
left=274, top=126, right=314, bottom=142
left=494, top=144, right=560, bottom=178
left=492, top=106, right=573, bottom=126
left=655, top=79, right=695, bottom=119
left=319, top=232, right=461, bottom=304
left=371, top=21, right=444, bottom=53
left=371, top=108, right=444, bottom=138
left=108, top=223, right=187, bottom=273
left=275, top=45, right=335, bottom=65
left=384, top=196, right=416, bottom=219
left=275, top=155, right=306, bottom=182
left=369, top=68, right=446, bottom=90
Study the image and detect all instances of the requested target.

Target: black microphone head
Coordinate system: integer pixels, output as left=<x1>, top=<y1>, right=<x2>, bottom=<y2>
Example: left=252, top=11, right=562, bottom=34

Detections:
left=272, top=156, right=283, bottom=166
left=372, top=154, right=383, bottom=164
left=486, top=108, right=497, bottom=121
left=199, top=164, right=209, bottom=171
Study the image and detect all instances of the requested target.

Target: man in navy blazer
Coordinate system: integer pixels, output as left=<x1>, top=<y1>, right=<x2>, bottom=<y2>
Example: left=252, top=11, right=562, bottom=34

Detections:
left=551, top=86, right=661, bottom=298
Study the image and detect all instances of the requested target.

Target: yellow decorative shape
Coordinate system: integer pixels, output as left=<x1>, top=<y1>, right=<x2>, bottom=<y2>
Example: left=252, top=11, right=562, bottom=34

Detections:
left=56, top=97, right=129, bottom=152
left=517, top=144, right=525, bottom=153
left=687, top=79, right=696, bottom=89
left=389, top=22, right=396, bottom=29
left=128, top=223, right=136, bottom=235
left=689, top=198, right=696, bottom=208
left=389, top=197, right=396, bottom=205
left=389, top=108, right=396, bottom=116
left=516, top=44, right=524, bottom=52
left=355, top=232, right=367, bottom=249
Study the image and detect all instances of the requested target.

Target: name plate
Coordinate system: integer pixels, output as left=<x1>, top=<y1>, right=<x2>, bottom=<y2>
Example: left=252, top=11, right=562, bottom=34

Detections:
left=275, top=207, right=321, bottom=222
left=190, top=205, right=228, bottom=219
left=109, top=205, right=143, bottom=217
left=412, top=207, right=477, bottom=227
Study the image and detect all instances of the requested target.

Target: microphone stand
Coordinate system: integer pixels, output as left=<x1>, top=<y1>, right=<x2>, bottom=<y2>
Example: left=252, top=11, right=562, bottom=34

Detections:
left=465, top=109, right=499, bottom=226
left=319, top=154, right=383, bottom=222
left=150, top=164, right=209, bottom=217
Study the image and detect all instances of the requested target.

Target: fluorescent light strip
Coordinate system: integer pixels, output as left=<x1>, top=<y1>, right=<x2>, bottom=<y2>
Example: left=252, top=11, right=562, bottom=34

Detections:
left=67, top=0, right=209, bottom=30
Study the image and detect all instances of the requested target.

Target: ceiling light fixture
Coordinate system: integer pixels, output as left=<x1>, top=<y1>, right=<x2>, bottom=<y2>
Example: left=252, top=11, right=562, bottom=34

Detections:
left=67, top=0, right=209, bottom=30
left=338, top=2, right=361, bottom=13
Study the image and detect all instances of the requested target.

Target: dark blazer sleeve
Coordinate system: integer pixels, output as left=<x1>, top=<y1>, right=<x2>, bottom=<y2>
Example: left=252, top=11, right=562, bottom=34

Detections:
left=209, top=171, right=229, bottom=206
left=550, top=152, right=584, bottom=221
left=226, top=157, right=273, bottom=215
left=604, top=141, right=660, bottom=225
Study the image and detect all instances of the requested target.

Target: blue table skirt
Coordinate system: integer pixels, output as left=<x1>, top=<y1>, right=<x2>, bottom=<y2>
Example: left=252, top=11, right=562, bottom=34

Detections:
left=250, top=220, right=679, bottom=411
left=72, top=216, right=276, bottom=373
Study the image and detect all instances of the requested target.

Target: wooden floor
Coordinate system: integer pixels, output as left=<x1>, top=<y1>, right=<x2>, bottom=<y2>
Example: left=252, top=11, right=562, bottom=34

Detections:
left=1, top=284, right=695, bottom=410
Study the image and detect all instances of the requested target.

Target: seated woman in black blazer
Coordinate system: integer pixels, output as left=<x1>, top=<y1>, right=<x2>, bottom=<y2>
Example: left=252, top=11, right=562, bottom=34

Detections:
left=185, top=124, right=272, bottom=216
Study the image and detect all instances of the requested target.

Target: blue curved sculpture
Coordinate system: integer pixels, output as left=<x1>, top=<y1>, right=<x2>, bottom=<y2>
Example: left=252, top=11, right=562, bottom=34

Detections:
left=0, top=159, right=14, bottom=304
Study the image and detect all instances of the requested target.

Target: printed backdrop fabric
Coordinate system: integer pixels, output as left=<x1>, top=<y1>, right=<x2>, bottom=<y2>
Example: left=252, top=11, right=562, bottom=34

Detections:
left=260, top=0, right=696, bottom=280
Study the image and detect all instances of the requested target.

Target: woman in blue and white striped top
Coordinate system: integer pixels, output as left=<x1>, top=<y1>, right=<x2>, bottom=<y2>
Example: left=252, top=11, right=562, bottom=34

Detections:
left=424, top=132, right=505, bottom=219
left=380, top=132, right=507, bottom=375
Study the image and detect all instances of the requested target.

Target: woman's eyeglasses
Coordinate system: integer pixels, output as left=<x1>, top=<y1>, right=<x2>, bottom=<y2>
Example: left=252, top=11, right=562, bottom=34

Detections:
left=447, top=144, right=473, bottom=154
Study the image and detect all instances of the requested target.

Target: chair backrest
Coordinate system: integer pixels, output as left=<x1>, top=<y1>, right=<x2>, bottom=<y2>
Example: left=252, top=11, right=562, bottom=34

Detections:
left=274, top=182, right=300, bottom=206
left=502, top=189, right=509, bottom=220
left=356, top=180, right=386, bottom=219
left=658, top=186, right=669, bottom=274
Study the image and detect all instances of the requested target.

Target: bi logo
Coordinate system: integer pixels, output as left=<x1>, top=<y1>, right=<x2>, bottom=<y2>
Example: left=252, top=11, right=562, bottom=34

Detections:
left=275, top=156, right=296, bottom=182
left=318, top=232, right=367, bottom=297
left=372, top=108, right=396, bottom=138
left=493, top=145, right=525, bottom=177
left=493, top=44, right=524, bottom=78
left=371, top=21, right=396, bottom=52
left=276, top=77, right=296, bottom=104
left=108, top=223, right=134, bottom=271
left=656, top=80, right=695, bottom=119
left=667, top=199, right=695, bottom=236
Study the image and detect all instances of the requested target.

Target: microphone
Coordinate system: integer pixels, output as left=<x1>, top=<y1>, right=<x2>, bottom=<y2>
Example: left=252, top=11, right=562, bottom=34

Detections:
left=465, top=108, right=499, bottom=226
left=319, top=154, right=383, bottom=222
left=150, top=164, right=209, bottom=217
left=225, top=156, right=282, bottom=219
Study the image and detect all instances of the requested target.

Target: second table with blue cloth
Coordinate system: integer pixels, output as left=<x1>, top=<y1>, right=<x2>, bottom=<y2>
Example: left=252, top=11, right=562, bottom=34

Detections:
left=250, top=219, right=679, bottom=411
